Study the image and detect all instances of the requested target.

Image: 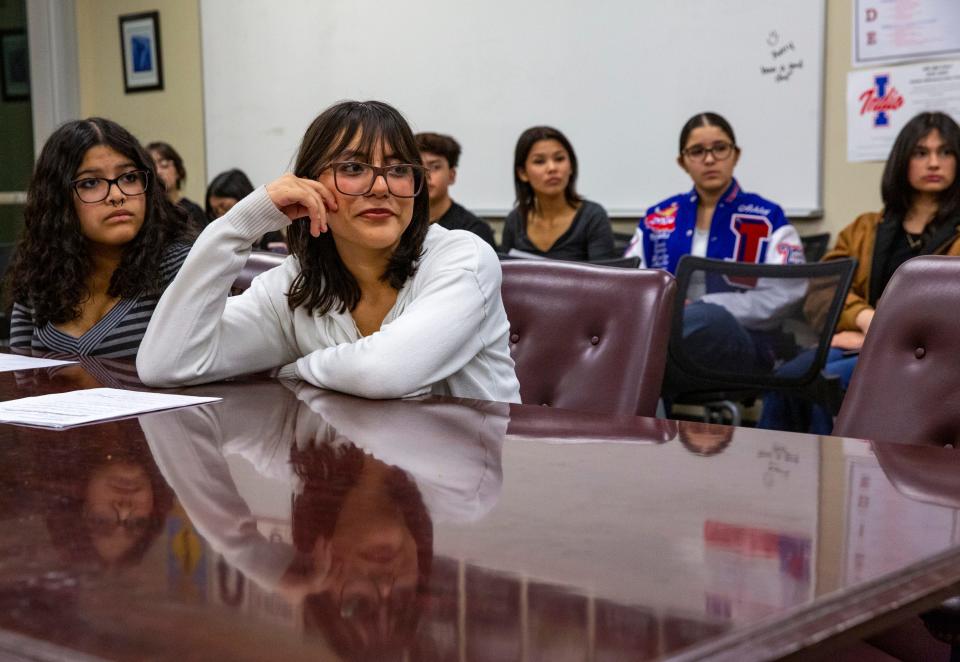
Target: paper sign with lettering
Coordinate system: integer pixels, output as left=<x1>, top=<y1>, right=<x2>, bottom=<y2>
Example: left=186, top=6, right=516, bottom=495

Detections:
left=853, top=0, right=960, bottom=67
left=847, top=60, right=960, bottom=162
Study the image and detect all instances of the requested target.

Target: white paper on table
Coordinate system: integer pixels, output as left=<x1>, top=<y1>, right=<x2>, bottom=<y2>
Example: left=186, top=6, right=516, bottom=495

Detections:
left=0, top=388, right=220, bottom=429
left=0, top=355, right=77, bottom=373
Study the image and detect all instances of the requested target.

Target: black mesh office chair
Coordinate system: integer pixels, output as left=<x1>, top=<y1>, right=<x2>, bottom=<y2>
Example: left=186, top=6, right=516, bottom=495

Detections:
left=612, top=231, right=634, bottom=255
left=666, top=256, right=856, bottom=426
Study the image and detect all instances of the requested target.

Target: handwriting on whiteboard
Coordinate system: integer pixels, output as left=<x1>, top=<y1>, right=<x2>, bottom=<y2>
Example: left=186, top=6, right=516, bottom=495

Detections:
left=762, top=30, right=804, bottom=83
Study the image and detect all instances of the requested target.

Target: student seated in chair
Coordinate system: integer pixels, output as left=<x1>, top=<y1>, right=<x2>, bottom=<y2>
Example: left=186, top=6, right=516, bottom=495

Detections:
left=623, top=112, right=805, bottom=397
left=137, top=100, right=520, bottom=404
left=501, top=126, right=616, bottom=261
left=760, top=111, right=960, bottom=433
left=415, top=132, right=496, bottom=249
left=8, top=118, right=194, bottom=358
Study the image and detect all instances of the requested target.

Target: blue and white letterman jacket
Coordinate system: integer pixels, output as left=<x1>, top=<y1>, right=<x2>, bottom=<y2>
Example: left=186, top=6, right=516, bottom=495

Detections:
left=624, top=180, right=806, bottom=329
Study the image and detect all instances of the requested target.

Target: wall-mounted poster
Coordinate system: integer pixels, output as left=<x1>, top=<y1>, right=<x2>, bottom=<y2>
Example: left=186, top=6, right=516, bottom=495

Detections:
left=853, top=0, right=960, bottom=67
left=119, top=11, right=164, bottom=93
left=847, top=60, right=960, bottom=162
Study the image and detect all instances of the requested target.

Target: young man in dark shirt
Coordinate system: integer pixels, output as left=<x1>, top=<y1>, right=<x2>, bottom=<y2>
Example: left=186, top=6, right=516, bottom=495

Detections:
left=415, top=132, right=497, bottom=249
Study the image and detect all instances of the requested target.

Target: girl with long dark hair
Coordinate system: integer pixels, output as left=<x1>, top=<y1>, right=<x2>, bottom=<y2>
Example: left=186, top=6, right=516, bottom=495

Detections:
left=761, top=111, right=960, bottom=432
left=7, top=118, right=194, bottom=357
left=137, top=100, right=519, bottom=402
left=500, top=126, right=615, bottom=260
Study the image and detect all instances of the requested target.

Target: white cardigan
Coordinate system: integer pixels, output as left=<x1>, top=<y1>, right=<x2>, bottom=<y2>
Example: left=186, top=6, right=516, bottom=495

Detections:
left=137, top=187, right=520, bottom=403
left=141, top=380, right=508, bottom=591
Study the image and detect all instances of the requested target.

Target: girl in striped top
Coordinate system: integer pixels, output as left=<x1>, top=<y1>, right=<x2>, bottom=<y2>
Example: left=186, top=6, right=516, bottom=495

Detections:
left=7, top=118, right=194, bottom=358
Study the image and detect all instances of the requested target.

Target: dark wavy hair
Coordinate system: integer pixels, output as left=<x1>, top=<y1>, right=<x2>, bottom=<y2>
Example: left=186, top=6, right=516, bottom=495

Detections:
left=6, top=118, right=194, bottom=328
left=146, top=140, right=187, bottom=191
left=678, top=112, right=739, bottom=154
left=286, top=100, right=430, bottom=316
left=205, top=168, right=255, bottom=220
left=513, top=126, right=582, bottom=222
left=881, top=111, right=960, bottom=224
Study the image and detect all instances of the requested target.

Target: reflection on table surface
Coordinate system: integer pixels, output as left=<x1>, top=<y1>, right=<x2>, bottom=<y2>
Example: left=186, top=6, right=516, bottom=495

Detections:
left=0, top=358, right=957, bottom=660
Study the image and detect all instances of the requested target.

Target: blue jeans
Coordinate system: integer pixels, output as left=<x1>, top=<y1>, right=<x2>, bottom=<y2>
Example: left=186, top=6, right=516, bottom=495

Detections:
left=663, top=301, right=761, bottom=399
left=757, top=348, right=859, bottom=434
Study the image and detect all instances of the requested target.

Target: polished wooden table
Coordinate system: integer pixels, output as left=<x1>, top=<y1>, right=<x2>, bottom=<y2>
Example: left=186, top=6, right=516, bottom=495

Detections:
left=0, top=357, right=957, bottom=661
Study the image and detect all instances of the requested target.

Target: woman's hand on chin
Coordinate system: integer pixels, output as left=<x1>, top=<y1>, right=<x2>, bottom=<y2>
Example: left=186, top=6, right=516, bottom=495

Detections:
left=265, top=174, right=338, bottom=237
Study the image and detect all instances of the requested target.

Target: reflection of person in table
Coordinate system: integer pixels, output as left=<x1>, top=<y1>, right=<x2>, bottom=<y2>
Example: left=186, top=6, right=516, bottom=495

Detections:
left=291, top=440, right=430, bottom=654
left=14, top=420, right=173, bottom=568
left=137, top=100, right=519, bottom=404
left=141, top=380, right=507, bottom=656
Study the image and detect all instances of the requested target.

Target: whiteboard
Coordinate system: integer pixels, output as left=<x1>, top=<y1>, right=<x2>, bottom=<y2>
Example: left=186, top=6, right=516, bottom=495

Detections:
left=201, top=0, right=825, bottom=217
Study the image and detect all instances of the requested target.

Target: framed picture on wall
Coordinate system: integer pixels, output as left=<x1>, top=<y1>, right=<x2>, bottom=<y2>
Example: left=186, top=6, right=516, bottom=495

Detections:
left=119, top=11, right=164, bottom=93
left=0, top=30, right=30, bottom=102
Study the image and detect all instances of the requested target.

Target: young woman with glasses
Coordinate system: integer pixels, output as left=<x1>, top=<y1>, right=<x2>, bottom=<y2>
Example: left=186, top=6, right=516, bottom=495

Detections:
left=501, top=126, right=616, bottom=261
left=624, top=112, right=802, bottom=272
left=7, top=118, right=195, bottom=357
left=137, top=100, right=520, bottom=403
left=624, top=112, right=804, bottom=399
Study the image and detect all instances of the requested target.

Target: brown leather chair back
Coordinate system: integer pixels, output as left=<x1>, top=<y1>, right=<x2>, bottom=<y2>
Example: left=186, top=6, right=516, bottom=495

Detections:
left=835, top=256, right=960, bottom=447
left=500, top=260, right=675, bottom=417
left=232, top=251, right=287, bottom=293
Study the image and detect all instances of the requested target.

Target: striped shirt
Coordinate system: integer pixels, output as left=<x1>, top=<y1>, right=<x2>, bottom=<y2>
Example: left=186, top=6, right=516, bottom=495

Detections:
left=11, top=355, right=143, bottom=390
left=9, top=243, right=192, bottom=359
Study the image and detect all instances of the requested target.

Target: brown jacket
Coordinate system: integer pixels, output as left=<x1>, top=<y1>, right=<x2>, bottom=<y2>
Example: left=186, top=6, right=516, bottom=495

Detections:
left=819, top=211, right=960, bottom=331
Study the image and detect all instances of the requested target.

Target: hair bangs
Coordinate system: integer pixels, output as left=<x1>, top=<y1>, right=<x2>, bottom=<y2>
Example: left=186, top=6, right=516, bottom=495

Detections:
left=286, top=101, right=430, bottom=318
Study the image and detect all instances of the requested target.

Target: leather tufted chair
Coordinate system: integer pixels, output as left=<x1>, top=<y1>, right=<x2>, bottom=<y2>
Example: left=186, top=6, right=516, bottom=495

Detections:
left=835, top=256, right=960, bottom=445
left=507, top=403, right=678, bottom=443
left=834, top=256, right=960, bottom=662
left=500, top=260, right=675, bottom=417
left=231, top=251, right=287, bottom=294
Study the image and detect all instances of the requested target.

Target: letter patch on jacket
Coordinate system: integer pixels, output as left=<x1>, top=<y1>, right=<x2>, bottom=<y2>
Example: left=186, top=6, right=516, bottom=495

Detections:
left=730, top=214, right=772, bottom=263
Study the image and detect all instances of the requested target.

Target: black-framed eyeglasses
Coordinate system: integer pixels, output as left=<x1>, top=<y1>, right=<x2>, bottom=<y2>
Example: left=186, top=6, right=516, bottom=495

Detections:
left=682, top=142, right=736, bottom=162
left=327, top=162, right=425, bottom=198
left=71, top=170, right=150, bottom=204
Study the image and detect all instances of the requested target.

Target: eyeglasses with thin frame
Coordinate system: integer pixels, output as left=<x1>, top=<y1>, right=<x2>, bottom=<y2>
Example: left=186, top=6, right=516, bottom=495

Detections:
left=326, top=161, right=425, bottom=198
left=83, top=512, right=151, bottom=536
left=682, top=142, right=736, bottom=162
left=71, top=170, right=151, bottom=204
